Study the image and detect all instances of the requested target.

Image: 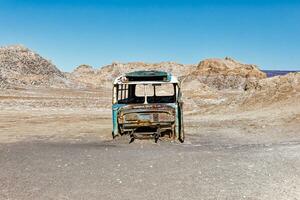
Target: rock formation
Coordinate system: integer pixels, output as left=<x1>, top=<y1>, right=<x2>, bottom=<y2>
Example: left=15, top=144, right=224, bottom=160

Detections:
left=68, top=61, right=196, bottom=88
left=98, top=61, right=195, bottom=81
left=242, top=72, right=300, bottom=107
left=184, top=57, right=267, bottom=90
left=72, top=64, right=95, bottom=75
left=1, top=44, right=298, bottom=114
left=69, top=58, right=267, bottom=91
left=0, top=45, right=68, bottom=88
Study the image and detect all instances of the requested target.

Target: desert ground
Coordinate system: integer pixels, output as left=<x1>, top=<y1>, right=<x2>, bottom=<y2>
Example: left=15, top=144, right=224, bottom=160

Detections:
left=0, top=87, right=299, bottom=200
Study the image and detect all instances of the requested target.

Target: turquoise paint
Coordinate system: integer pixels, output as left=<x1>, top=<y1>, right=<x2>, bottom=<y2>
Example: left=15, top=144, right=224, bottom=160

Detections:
left=112, top=104, right=126, bottom=137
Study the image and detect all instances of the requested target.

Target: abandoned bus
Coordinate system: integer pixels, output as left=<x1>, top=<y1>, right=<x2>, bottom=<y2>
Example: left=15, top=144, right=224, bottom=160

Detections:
left=112, top=70, right=184, bottom=143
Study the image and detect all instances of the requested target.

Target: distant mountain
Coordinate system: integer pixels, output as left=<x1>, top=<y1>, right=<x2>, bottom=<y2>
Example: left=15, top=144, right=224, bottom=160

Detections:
left=1, top=45, right=299, bottom=114
left=1, top=44, right=299, bottom=93
left=262, top=70, right=299, bottom=77
left=68, top=62, right=196, bottom=88
left=70, top=57, right=267, bottom=90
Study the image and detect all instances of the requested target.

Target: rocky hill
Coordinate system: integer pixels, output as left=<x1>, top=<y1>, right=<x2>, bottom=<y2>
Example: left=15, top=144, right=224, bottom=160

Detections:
left=69, top=58, right=267, bottom=90
left=0, top=45, right=70, bottom=88
left=67, top=62, right=196, bottom=88
left=65, top=64, right=104, bottom=88
left=183, top=57, right=267, bottom=90
left=1, top=45, right=299, bottom=113
left=72, top=64, right=95, bottom=74
left=98, top=61, right=195, bottom=81
left=242, top=72, right=300, bottom=107
left=65, top=64, right=99, bottom=88
left=0, top=44, right=268, bottom=91
left=182, top=71, right=300, bottom=113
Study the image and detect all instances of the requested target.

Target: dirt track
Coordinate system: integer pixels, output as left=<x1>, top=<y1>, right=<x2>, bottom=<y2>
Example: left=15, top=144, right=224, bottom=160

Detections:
left=0, top=88, right=300, bottom=200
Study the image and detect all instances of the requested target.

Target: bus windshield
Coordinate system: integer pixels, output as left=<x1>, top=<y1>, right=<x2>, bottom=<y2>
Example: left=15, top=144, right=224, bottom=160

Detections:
left=116, top=83, right=177, bottom=104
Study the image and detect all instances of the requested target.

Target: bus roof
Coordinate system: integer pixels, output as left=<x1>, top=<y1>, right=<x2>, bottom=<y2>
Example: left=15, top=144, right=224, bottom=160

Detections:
left=113, top=70, right=179, bottom=84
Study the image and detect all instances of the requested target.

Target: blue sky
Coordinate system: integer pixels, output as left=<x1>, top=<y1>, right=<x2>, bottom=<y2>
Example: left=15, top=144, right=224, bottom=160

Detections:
left=0, top=0, right=299, bottom=71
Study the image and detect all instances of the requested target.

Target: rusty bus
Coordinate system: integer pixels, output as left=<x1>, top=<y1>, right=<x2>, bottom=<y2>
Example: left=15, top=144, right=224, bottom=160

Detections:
left=112, top=70, right=184, bottom=143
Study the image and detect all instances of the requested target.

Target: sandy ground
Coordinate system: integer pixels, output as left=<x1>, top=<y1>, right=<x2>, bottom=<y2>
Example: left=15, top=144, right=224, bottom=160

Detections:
left=0, top=88, right=299, bottom=200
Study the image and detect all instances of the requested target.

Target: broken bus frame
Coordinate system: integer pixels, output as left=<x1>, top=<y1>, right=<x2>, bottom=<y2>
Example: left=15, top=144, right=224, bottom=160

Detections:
left=112, top=70, right=184, bottom=143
